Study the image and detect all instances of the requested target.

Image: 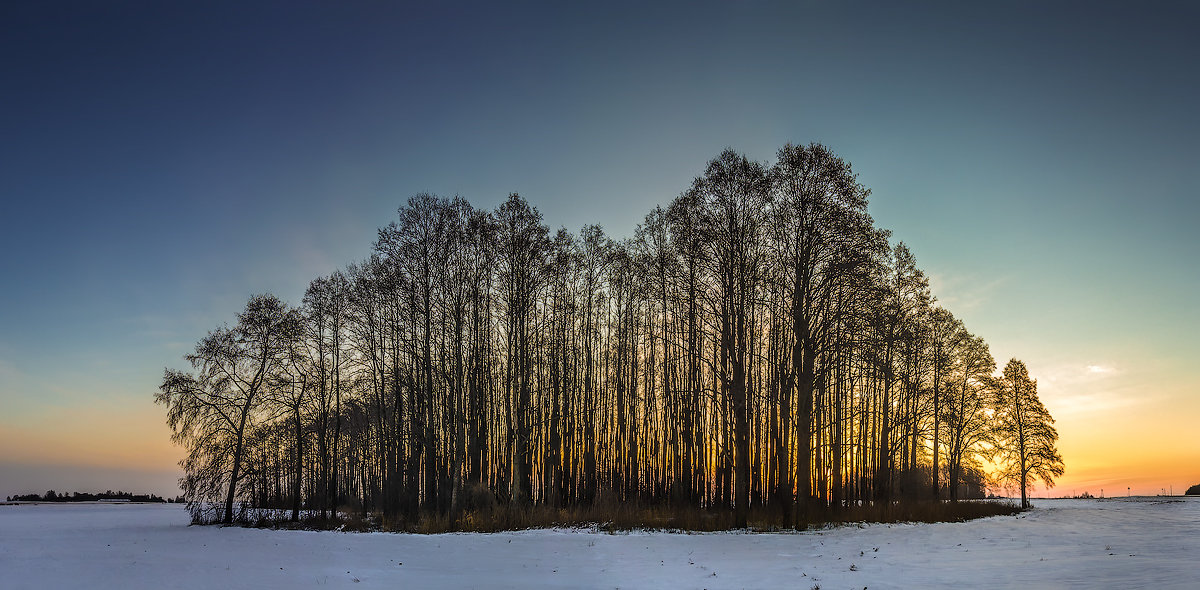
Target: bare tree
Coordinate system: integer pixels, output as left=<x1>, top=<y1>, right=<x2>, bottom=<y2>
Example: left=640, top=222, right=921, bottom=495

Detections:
left=494, top=193, right=550, bottom=505
left=941, top=330, right=994, bottom=501
left=769, top=142, right=873, bottom=520
left=691, top=150, right=770, bottom=527
left=157, top=294, right=301, bottom=524
left=993, top=359, right=1064, bottom=508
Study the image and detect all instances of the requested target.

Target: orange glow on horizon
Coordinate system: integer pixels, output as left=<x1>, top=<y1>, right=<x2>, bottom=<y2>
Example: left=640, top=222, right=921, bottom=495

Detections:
left=2, top=365, right=1197, bottom=500
left=0, top=402, right=179, bottom=474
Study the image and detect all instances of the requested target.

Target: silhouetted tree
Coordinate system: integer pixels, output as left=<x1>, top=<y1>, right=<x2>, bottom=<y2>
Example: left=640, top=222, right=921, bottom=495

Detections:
left=691, top=150, right=770, bottom=527
left=302, top=271, right=348, bottom=518
left=493, top=193, right=550, bottom=505
left=157, top=294, right=301, bottom=524
left=941, top=330, right=995, bottom=501
left=769, top=142, right=873, bottom=519
left=992, top=359, right=1064, bottom=508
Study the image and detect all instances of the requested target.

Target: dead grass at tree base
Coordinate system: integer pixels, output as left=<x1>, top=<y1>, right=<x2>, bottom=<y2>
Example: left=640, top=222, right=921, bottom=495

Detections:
left=238, top=499, right=1022, bottom=533
left=372, top=500, right=1024, bottom=534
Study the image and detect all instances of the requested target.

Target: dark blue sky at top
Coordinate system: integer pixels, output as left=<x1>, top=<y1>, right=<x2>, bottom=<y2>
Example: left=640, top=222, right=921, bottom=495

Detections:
left=1, top=1, right=1197, bottom=428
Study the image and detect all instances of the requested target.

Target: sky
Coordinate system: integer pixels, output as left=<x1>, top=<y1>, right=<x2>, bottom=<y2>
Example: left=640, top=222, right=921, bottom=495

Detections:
left=1, top=1, right=1196, bottom=498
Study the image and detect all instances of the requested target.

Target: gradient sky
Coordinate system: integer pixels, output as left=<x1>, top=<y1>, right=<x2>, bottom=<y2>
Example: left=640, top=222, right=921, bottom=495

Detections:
left=2, top=1, right=1197, bottom=498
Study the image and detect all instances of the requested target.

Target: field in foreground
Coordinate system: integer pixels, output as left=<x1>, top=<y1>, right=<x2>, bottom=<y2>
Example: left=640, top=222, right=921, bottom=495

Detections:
left=2, top=498, right=1197, bottom=589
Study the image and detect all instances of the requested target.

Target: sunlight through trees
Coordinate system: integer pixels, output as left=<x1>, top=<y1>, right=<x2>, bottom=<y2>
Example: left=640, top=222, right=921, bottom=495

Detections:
left=157, top=144, right=1062, bottom=526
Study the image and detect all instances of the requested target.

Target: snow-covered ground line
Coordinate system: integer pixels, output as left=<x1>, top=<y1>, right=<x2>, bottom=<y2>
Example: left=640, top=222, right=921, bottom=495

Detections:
left=2, top=498, right=1197, bottom=589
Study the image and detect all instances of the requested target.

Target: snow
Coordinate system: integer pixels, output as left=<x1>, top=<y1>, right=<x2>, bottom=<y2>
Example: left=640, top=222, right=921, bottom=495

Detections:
left=2, top=498, right=1197, bottom=589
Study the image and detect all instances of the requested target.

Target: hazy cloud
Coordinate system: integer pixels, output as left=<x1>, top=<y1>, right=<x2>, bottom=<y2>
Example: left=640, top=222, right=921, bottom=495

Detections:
left=928, top=272, right=1010, bottom=314
left=1037, top=362, right=1139, bottom=416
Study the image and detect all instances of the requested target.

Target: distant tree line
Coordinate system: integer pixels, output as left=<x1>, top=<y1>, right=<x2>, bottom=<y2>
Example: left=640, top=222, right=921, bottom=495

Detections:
left=6, top=490, right=172, bottom=503
left=158, top=144, right=1063, bottom=526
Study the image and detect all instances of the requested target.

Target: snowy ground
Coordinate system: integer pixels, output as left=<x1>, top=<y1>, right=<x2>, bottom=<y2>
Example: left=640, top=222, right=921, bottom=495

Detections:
left=2, top=498, right=1197, bottom=589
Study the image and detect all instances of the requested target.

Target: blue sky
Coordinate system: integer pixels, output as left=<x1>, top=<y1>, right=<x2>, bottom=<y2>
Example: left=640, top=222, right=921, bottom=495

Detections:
left=1, top=1, right=1197, bottom=496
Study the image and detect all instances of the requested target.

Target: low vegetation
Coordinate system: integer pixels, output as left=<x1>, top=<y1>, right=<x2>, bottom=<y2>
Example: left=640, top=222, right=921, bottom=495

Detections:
left=241, top=497, right=1023, bottom=534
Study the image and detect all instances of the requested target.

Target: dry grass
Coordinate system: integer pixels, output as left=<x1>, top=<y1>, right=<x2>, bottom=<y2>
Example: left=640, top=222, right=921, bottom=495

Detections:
left=418, top=503, right=729, bottom=534
left=375, top=499, right=1022, bottom=534
left=817, top=500, right=1023, bottom=526
left=240, top=490, right=1021, bottom=533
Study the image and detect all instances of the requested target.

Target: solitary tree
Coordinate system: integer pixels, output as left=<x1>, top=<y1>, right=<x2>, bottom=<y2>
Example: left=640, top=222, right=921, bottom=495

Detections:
left=157, top=294, right=302, bottom=524
left=992, top=359, right=1064, bottom=508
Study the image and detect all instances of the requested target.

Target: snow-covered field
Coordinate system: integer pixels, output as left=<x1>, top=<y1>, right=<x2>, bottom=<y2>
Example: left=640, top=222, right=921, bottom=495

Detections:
left=2, top=498, right=1197, bottom=589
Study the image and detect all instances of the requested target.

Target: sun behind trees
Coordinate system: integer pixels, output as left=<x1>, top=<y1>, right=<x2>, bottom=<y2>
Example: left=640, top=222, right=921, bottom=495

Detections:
left=992, top=359, right=1065, bottom=509
left=157, top=143, right=1062, bottom=529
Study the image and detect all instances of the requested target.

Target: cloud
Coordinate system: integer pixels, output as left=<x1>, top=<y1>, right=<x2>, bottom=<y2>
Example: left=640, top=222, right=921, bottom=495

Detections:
left=1035, top=362, right=1143, bottom=416
left=928, top=272, right=1010, bottom=314
left=1044, top=388, right=1137, bottom=415
left=1040, top=362, right=1121, bottom=385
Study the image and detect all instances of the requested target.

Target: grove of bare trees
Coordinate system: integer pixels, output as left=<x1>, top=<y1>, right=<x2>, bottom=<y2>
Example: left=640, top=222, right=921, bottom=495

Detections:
left=157, top=143, right=1063, bottom=527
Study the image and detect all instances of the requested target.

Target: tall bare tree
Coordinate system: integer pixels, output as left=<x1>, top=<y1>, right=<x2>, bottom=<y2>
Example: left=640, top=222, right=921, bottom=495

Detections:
left=494, top=193, right=550, bottom=505
left=157, top=294, right=301, bottom=524
left=941, top=330, right=994, bottom=501
left=993, top=359, right=1064, bottom=508
left=691, top=150, right=770, bottom=527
